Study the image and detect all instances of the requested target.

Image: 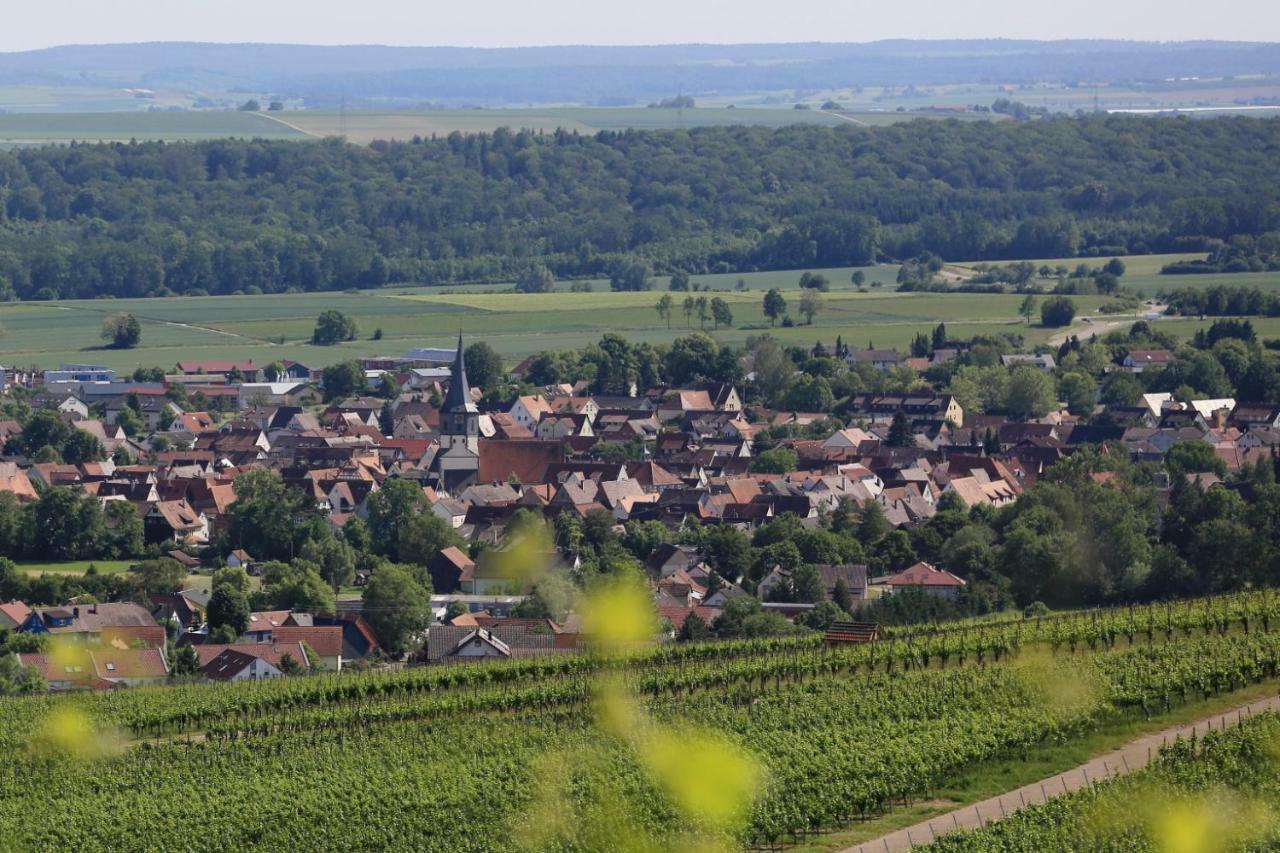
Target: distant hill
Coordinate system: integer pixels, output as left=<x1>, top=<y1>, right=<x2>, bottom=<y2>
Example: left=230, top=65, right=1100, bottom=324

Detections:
left=1, top=40, right=1278, bottom=106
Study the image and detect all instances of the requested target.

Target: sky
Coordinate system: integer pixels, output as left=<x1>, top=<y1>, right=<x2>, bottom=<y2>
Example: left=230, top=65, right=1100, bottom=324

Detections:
left=2, top=0, right=1277, bottom=52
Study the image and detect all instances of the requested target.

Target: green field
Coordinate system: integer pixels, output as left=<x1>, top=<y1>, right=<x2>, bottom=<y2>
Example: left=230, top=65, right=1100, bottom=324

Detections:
left=1, top=254, right=1272, bottom=371
left=16, top=560, right=135, bottom=576
left=0, top=111, right=307, bottom=143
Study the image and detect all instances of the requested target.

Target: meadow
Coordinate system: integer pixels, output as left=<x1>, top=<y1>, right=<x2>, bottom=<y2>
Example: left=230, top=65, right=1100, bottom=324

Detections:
left=1, top=253, right=1272, bottom=371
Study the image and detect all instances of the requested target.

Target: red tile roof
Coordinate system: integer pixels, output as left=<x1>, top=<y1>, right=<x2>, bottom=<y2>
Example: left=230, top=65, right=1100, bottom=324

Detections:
left=884, top=561, right=966, bottom=587
left=272, top=626, right=345, bottom=658
left=194, top=642, right=310, bottom=671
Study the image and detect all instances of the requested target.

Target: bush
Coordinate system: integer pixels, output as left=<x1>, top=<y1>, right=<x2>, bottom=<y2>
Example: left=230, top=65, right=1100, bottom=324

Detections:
left=1040, top=296, right=1076, bottom=327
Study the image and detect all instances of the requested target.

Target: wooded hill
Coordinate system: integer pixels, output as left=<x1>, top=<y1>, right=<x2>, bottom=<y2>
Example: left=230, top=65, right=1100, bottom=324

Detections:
left=0, top=115, right=1276, bottom=300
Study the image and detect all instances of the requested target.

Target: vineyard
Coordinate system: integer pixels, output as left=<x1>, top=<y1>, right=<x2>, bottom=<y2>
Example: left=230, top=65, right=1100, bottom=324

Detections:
left=924, top=711, right=1280, bottom=850
left=3, top=592, right=1280, bottom=850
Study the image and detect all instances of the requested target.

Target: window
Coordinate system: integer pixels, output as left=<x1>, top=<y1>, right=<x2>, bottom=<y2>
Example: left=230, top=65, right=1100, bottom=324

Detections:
left=106, top=663, right=116, bottom=671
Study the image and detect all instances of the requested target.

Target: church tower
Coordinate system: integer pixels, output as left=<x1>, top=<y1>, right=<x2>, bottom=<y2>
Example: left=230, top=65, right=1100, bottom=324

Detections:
left=434, top=333, right=480, bottom=492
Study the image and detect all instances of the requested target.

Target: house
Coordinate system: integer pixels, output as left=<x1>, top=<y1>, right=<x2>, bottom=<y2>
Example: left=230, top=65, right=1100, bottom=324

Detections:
left=90, top=647, right=169, bottom=687
left=428, top=546, right=476, bottom=594
left=29, top=602, right=163, bottom=644
left=150, top=589, right=209, bottom=634
left=202, top=648, right=284, bottom=682
left=0, top=601, right=33, bottom=631
left=272, top=626, right=345, bottom=670
left=177, top=360, right=260, bottom=382
left=882, top=561, right=966, bottom=600
left=0, top=463, right=38, bottom=503
left=193, top=641, right=311, bottom=680
left=226, top=549, right=254, bottom=570
left=1001, top=353, right=1057, bottom=370
left=848, top=349, right=903, bottom=371
left=847, top=393, right=964, bottom=427
left=106, top=395, right=183, bottom=431
left=43, top=364, right=116, bottom=384
left=241, top=610, right=296, bottom=643
left=823, top=428, right=875, bottom=452
left=444, top=628, right=512, bottom=661
left=238, top=382, right=321, bottom=410
left=1123, top=350, right=1175, bottom=373
left=509, top=395, right=553, bottom=429
left=145, top=500, right=209, bottom=545
left=823, top=621, right=883, bottom=645
left=14, top=652, right=96, bottom=690
left=646, top=544, right=704, bottom=578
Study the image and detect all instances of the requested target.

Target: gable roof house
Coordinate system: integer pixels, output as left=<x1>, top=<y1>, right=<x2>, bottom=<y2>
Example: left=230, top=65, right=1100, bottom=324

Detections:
left=0, top=462, right=38, bottom=503
left=145, top=500, right=209, bottom=545
left=881, top=561, right=967, bottom=600
left=31, top=602, right=163, bottom=644
left=202, top=648, right=285, bottom=682
left=90, top=647, right=169, bottom=687
left=272, top=626, right=345, bottom=671
left=0, top=601, right=34, bottom=632
left=1123, top=350, right=1175, bottom=373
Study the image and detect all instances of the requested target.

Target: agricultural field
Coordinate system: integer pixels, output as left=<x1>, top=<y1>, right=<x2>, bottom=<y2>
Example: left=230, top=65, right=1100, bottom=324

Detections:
left=0, top=282, right=1099, bottom=371
left=1, top=592, right=1278, bottom=849
left=0, top=104, right=999, bottom=147
left=279, top=107, right=852, bottom=141
left=0, top=111, right=306, bottom=144
left=2, top=253, right=1273, bottom=371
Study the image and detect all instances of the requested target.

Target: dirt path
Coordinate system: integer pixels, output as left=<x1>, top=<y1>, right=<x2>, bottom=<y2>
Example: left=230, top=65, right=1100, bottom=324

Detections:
left=1047, top=318, right=1128, bottom=347
left=844, top=692, right=1280, bottom=852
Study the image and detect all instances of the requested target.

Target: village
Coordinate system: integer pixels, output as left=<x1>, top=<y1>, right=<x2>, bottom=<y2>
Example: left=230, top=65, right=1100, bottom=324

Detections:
left=0, top=323, right=1270, bottom=690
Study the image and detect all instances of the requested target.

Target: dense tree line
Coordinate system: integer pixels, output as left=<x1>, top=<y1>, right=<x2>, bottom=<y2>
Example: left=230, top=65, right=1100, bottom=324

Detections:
left=0, top=116, right=1276, bottom=299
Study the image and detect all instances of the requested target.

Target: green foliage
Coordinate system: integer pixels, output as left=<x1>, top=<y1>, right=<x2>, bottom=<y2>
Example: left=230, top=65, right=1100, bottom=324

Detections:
left=312, top=309, right=357, bottom=345
left=320, top=360, right=364, bottom=402
left=128, top=558, right=186, bottom=596
left=608, top=259, right=654, bottom=292
left=762, top=288, right=787, bottom=326
left=1040, top=295, right=1076, bottom=327
left=463, top=342, right=504, bottom=392
left=265, top=560, right=336, bottom=612
left=228, top=469, right=319, bottom=561
left=515, top=265, right=555, bottom=294
left=751, top=448, right=798, bottom=474
left=100, top=313, right=141, bottom=349
left=207, top=583, right=250, bottom=638
left=362, top=563, right=431, bottom=655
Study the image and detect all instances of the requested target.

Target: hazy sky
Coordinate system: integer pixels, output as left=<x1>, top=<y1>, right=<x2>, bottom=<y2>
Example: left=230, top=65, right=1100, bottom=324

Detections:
left=3, top=0, right=1277, bottom=52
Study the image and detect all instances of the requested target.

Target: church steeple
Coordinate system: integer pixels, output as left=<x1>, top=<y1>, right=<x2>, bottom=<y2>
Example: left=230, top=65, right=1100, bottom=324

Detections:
left=441, top=332, right=477, bottom=414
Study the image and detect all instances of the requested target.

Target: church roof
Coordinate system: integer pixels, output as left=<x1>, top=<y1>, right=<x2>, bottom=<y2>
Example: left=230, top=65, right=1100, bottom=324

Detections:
left=441, top=333, right=478, bottom=414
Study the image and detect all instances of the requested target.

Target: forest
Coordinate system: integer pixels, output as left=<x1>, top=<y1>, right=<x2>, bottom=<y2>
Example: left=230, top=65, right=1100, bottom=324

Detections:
left=0, top=115, right=1276, bottom=299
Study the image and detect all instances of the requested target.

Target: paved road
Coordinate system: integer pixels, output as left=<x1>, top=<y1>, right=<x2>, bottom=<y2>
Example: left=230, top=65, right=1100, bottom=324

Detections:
left=845, top=693, right=1280, bottom=852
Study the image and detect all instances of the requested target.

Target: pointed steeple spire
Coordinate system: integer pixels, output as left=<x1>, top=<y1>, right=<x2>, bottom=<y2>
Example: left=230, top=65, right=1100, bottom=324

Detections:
left=442, top=331, right=476, bottom=413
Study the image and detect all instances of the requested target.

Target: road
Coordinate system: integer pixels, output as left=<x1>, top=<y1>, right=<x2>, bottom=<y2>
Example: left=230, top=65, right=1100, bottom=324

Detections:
left=1046, top=303, right=1168, bottom=347
left=844, top=692, right=1280, bottom=852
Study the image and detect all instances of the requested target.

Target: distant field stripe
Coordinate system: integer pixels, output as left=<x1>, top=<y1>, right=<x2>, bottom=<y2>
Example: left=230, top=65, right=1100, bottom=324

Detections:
left=251, top=111, right=320, bottom=137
